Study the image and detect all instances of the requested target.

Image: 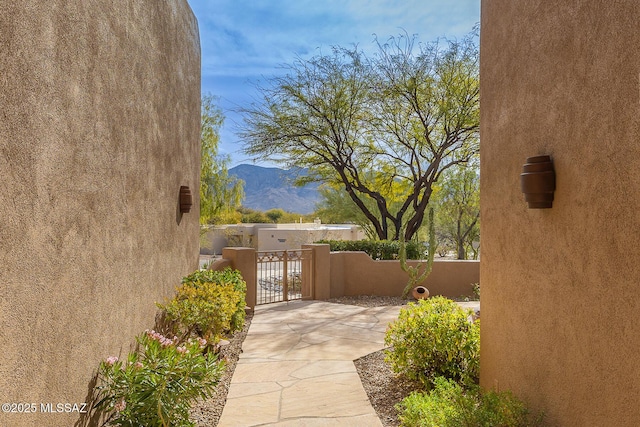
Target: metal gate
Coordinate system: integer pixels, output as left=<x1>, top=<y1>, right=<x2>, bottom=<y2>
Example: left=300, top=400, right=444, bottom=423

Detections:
left=256, top=249, right=313, bottom=305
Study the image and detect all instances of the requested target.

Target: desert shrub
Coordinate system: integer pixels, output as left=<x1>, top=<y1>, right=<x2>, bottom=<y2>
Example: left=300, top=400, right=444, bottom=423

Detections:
left=315, top=239, right=426, bottom=260
left=397, top=377, right=544, bottom=427
left=96, top=331, right=224, bottom=427
left=385, top=296, right=479, bottom=388
left=157, top=268, right=246, bottom=342
left=472, top=282, right=480, bottom=300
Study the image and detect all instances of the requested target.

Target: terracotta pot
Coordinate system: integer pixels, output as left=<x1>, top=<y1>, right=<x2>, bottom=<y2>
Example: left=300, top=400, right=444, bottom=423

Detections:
left=412, top=286, right=429, bottom=300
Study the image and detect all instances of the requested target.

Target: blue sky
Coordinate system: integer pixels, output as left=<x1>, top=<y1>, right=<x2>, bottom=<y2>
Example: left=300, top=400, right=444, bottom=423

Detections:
left=187, top=0, right=480, bottom=166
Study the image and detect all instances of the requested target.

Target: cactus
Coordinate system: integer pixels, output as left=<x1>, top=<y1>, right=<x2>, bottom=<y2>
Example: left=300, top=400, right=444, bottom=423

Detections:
left=400, top=207, right=436, bottom=298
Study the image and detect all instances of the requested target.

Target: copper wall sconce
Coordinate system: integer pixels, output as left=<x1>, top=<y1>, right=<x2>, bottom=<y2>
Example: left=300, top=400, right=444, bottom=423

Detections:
left=179, top=186, right=193, bottom=213
left=520, top=155, right=555, bottom=208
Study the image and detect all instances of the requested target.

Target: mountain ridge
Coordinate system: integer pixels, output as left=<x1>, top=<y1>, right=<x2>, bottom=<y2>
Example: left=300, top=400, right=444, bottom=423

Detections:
left=229, top=164, right=321, bottom=214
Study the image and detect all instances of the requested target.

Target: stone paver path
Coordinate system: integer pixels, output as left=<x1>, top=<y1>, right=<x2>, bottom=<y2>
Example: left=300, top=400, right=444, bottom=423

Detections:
left=217, top=300, right=403, bottom=427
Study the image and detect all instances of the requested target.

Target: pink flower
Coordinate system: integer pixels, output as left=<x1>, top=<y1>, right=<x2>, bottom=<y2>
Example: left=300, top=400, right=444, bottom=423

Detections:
left=134, top=361, right=144, bottom=369
left=176, top=346, right=188, bottom=354
left=114, top=399, right=126, bottom=412
left=105, top=356, right=119, bottom=366
left=197, top=338, right=207, bottom=348
left=146, top=330, right=175, bottom=347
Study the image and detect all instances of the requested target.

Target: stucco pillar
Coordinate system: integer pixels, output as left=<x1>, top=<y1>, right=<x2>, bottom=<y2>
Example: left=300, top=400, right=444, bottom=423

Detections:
left=480, top=1, right=640, bottom=425
left=222, top=247, right=257, bottom=310
left=302, top=244, right=331, bottom=300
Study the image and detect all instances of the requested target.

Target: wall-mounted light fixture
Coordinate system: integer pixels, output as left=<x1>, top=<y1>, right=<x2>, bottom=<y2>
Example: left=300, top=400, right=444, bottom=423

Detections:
left=520, top=155, right=555, bottom=208
left=179, top=186, right=193, bottom=213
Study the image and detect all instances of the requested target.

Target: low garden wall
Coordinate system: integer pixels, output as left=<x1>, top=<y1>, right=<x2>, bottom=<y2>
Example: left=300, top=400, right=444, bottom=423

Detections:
left=220, top=245, right=479, bottom=309
left=327, top=250, right=479, bottom=299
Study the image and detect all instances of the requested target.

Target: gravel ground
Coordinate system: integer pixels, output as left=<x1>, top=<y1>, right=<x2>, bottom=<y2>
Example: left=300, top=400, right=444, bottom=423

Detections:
left=190, top=296, right=417, bottom=426
left=355, top=350, right=423, bottom=426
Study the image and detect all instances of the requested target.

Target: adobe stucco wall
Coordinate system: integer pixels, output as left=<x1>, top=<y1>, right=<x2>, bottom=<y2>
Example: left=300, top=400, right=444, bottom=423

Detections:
left=480, top=1, right=640, bottom=425
left=329, top=252, right=479, bottom=298
left=0, top=2, right=200, bottom=426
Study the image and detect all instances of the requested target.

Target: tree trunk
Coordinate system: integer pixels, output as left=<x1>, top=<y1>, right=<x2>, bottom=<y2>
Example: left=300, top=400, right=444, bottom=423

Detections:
left=457, top=241, right=467, bottom=260
left=456, top=213, right=466, bottom=259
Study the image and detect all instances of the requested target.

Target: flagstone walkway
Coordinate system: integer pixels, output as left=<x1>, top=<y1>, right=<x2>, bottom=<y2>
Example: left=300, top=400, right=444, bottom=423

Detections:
left=217, top=300, right=403, bottom=426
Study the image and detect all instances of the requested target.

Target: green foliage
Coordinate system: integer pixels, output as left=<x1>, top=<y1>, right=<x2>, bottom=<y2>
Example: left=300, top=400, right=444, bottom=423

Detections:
left=240, top=30, right=479, bottom=241
left=237, top=207, right=314, bottom=224
left=472, top=283, right=480, bottom=300
left=239, top=207, right=269, bottom=223
left=433, top=163, right=480, bottom=259
left=315, top=184, right=379, bottom=238
left=96, top=331, right=224, bottom=427
left=385, top=297, right=480, bottom=388
left=157, top=268, right=246, bottom=342
left=314, top=176, right=412, bottom=240
left=265, top=208, right=285, bottom=223
left=397, top=377, right=544, bottom=427
left=200, top=94, right=244, bottom=225
left=316, top=239, right=426, bottom=260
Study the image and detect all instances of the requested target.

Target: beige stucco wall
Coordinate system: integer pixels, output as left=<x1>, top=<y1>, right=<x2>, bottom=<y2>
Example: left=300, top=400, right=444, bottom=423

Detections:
left=201, top=223, right=365, bottom=253
left=480, top=1, right=640, bottom=425
left=219, top=245, right=478, bottom=309
left=0, top=1, right=200, bottom=425
left=257, top=226, right=361, bottom=251
left=329, top=252, right=479, bottom=298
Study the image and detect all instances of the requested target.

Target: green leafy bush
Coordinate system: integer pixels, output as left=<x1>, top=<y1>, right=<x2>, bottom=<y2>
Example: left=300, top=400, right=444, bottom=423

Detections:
left=397, top=377, right=544, bottom=427
left=96, top=331, right=224, bottom=427
left=385, top=296, right=479, bottom=388
left=315, top=239, right=426, bottom=260
left=157, top=268, right=246, bottom=342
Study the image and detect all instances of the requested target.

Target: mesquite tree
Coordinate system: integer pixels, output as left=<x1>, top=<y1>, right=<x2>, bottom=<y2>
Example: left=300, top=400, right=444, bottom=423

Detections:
left=240, top=30, right=479, bottom=241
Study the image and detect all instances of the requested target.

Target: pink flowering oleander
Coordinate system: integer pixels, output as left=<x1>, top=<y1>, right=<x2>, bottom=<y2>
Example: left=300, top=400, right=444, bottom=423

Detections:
left=105, top=356, right=119, bottom=366
left=145, top=330, right=175, bottom=347
left=114, top=399, right=126, bottom=412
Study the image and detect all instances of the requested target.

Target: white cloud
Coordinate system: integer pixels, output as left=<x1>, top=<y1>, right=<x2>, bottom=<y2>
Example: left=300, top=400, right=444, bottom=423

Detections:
left=188, top=0, right=480, bottom=164
left=191, top=0, right=480, bottom=77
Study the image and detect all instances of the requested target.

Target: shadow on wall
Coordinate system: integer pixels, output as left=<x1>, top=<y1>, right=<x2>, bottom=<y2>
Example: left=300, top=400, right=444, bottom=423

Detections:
left=73, top=374, right=100, bottom=427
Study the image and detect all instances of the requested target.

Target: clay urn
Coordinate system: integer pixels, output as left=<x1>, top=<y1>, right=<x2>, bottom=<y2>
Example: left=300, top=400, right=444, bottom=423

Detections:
left=412, top=286, right=429, bottom=300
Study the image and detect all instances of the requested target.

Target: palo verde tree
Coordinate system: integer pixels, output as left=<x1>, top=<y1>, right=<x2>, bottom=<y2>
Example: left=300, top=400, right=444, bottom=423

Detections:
left=240, top=29, right=479, bottom=241
left=200, top=94, right=244, bottom=225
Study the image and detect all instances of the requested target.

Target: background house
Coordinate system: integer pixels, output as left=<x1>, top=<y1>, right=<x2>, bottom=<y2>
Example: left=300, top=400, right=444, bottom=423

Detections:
left=0, top=2, right=200, bottom=425
left=201, top=222, right=365, bottom=253
left=480, top=1, right=640, bottom=425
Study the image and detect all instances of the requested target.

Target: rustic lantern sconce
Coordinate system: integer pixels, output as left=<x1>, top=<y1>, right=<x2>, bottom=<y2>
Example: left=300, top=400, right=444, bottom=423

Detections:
left=179, top=186, right=193, bottom=213
left=520, top=155, right=555, bottom=208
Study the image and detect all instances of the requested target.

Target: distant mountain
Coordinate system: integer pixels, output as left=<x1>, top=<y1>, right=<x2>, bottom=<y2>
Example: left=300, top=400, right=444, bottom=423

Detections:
left=229, top=164, right=321, bottom=214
